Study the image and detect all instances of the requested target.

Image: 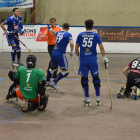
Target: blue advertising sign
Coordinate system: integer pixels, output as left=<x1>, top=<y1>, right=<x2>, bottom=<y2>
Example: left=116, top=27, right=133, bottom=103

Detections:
left=0, top=0, right=33, bottom=8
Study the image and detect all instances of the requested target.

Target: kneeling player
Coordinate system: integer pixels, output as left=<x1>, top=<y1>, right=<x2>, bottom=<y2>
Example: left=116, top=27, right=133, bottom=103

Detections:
left=117, top=58, right=140, bottom=100
left=5, top=55, right=49, bottom=112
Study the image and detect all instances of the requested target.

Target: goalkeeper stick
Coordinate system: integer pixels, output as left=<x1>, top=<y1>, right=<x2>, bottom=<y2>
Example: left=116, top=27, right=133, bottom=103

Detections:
left=71, top=55, right=77, bottom=75
left=14, top=34, right=32, bottom=55
left=105, top=63, right=113, bottom=111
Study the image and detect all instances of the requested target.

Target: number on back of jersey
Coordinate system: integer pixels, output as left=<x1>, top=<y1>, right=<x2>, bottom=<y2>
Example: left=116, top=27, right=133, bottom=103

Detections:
left=131, top=60, right=140, bottom=70
left=56, top=34, right=63, bottom=43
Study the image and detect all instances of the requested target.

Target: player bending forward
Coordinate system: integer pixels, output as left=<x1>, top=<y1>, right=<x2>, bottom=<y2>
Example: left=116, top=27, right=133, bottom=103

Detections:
left=0, top=8, right=24, bottom=69
left=117, top=58, right=140, bottom=100
left=46, top=23, right=74, bottom=92
left=75, top=19, right=108, bottom=106
left=5, top=55, right=49, bottom=112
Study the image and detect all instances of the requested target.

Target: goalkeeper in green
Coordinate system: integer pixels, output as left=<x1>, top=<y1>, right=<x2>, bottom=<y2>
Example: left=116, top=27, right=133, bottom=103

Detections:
left=5, top=55, right=49, bottom=112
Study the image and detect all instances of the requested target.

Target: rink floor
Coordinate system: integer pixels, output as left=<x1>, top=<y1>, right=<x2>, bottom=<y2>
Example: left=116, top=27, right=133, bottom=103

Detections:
left=0, top=52, right=140, bottom=140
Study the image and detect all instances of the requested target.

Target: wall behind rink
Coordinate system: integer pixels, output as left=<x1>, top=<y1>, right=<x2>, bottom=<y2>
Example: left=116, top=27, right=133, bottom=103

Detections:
left=0, top=25, right=140, bottom=53
left=36, top=0, right=140, bottom=27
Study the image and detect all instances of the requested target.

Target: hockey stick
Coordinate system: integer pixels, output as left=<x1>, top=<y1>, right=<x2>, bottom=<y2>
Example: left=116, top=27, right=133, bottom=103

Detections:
left=14, top=34, right=33, bottom=55
left=105, top=63, right=113, bottom=111
left=71, top=55, right=77, bottom=75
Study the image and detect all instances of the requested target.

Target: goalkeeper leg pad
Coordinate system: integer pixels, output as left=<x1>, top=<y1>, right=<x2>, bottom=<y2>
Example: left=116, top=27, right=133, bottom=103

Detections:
left=38, top=94, right=49, bottom=111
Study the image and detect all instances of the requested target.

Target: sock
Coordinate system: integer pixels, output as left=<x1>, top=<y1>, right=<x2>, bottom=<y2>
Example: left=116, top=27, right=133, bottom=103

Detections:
left=11, top=51, right=16, bottom=62
left=95, top=86, right=100, bottom=96
left=53, top=72, right=64, bottom=83
left=94, top=79, right=100, bottom=96
left=46, top=70, right=52, bottom=81
left=83, top=86, right=89, bottom=97
left=17, top=50, right=21, bottom=60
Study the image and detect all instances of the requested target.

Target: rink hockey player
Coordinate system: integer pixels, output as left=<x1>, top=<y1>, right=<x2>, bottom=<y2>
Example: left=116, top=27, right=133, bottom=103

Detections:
left=0, top=8, right=24, bottom=69
left=5, top=55, right=49, bottom=112
left=75, top=19, right=108, bottom=106
left=117, top=58, right=140, bottom=100
left=45, top=23, right=74, bottom=92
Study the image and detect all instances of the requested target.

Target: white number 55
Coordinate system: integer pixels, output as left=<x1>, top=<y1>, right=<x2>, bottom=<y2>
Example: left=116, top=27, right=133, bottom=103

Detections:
left=82, top=38, right=93, bottom=47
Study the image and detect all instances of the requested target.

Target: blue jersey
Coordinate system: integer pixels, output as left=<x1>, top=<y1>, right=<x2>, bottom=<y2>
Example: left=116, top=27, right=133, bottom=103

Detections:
left=76, top=31, right=102, bottom=59
left=4, top=15, right=23, bottom=33
left=54, top=31, right=72, bottom=53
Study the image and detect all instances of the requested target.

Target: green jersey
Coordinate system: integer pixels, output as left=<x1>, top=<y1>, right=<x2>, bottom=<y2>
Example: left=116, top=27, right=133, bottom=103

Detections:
left=15, top=66, right=45, bottom=99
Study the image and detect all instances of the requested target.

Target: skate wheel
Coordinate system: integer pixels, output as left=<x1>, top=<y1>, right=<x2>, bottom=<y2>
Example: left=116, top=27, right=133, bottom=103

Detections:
left=83, top=103, right=86, bottom=106
left=46, top=86, right=51, bottom=90
left=133, top=95, right=138, bottom=100
left=96, top=102, right=101, bottom=106
left=117, top=93, right=121, bottom=98
left=121, top=85, right=124, bottom=88
left=4, top=97, right=9, bottom=102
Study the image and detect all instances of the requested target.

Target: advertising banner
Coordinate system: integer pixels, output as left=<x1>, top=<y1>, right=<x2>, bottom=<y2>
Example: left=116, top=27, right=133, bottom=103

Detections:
left=0, top=0, right=33, bottom=8
left=1, top=25, right=140, bottom=53
left=96, top=27, right=140, bottom=43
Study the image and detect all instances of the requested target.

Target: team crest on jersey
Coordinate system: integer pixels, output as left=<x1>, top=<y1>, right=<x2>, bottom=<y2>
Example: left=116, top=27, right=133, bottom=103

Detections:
left=27, top=83, right=30, bottom=87
left=86, top=48, right=89, bottom=51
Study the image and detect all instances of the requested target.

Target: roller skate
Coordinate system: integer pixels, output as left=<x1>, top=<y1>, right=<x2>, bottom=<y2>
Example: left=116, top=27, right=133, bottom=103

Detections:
left=21, top=99, right=38, bottom=112
left=83, top=97, right=91, bottom=107
left=96, top=96, right=101, bottom=106
left=117, top=85, right=125, bottom=98
left=50, top=82, right=60, bottom=93
left=131, top=86, right=138, bottom=100
left=45, top=81, right=52, bottom=90
left=11, top=62, right=19, bottom=70
left=17, top=59, right=24, bottom=67
left=4, top=93, right=14, bottom=102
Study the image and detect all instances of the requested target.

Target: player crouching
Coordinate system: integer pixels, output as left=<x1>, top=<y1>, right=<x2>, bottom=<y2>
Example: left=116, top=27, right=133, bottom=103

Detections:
left=117, top=58, right=140, bottom=100
left=5, top=55, right=49, bottom=112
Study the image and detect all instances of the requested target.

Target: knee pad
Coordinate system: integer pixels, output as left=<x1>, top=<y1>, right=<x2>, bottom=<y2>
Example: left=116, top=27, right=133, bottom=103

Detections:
left=8, top=70, right=17, bottom=81
left=38, top=84, right=45, bottom=96
left=61, top=70, right=69, bottom=77
left=93, top=76, right=101, bottom=87
left=49, top=67, right=57, bottom=74
left=81, top=76, right=89, bottom=88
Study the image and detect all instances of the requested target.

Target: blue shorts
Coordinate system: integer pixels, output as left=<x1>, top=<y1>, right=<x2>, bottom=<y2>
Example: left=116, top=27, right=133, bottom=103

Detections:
left=6, top=33, right=19, bottom=46
left=78, top=59, right=99, bottom=77
left=51, top=50, right=68, bottom=70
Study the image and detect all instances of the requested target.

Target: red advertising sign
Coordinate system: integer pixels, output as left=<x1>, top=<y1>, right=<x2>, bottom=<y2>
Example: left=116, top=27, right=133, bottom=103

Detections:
left=36, top=27, right=48, bottom=42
